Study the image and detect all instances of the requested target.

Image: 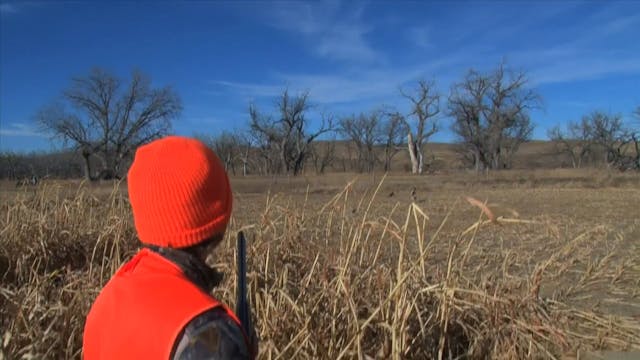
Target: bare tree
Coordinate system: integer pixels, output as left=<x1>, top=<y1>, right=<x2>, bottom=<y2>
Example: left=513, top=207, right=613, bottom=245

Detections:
left=248, top=118, right=278, bottom=175
left=381, top=111, right=408, bottom=172
left=632, top=107, right=640, bottom=170
left=584, top=111, right=633, bottom=169
left=338, top=111, right=382, bottom=172
left=197, top=131, right=242, bottom=175
left=448, top=71, right=488, bottom=171
left=0, top=152, right=22, bottom=180
left=36, top=68, right=181, bottom=180
left=310, top=138, right=336, bottom=174
left=249, top=89, right=333, bottom=175
left=0, top=150, right=85, bottom=179
left=547, top=120, right=592, bottom=168
left=235, top=132, right=255, bottom=177
left=548, top=110, right=639, bottom=171
left=448, top=63, right=540, bottom=171
left=400, top=80, right=440, bottom=174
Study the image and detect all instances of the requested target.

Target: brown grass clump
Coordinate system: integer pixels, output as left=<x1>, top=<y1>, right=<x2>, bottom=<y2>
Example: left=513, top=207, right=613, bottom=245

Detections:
left=1, top=182, right=138, bottom=359
left=1, top=176, right=639, bottom=359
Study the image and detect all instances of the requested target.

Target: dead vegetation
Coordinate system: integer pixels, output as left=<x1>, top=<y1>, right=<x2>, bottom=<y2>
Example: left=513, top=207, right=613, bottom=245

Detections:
left=1, top=173, right=639, bottom=359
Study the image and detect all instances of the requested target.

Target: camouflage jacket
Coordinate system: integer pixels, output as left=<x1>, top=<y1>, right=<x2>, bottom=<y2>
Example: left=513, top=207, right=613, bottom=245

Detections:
left=147, top=246, right=251, bottom=359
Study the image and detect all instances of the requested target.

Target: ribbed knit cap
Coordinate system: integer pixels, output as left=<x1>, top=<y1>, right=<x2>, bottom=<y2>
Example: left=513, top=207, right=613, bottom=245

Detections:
left=127, top=136, right=232, bottom=248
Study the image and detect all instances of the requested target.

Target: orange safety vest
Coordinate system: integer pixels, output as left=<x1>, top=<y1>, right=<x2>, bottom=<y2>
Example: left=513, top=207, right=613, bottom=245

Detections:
left=83, top=248, right=243, bottom=360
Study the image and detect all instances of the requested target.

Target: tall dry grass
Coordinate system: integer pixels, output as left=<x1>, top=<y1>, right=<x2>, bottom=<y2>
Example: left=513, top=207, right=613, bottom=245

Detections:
left=1, top=178, right=639, bottom=359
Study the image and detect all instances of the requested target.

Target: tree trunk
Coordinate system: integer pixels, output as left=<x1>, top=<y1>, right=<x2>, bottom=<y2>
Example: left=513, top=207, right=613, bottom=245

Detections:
left=242, top=148, right=249, bottom=176
left=384, top=146, right=393, bottom=172
left=633, top=135, right=640, bottom=170
left=408, top=133, right=420, bottom=174
left=82, top=152, right=93, bottom=181
left=491, top=147, right=502, bottom=170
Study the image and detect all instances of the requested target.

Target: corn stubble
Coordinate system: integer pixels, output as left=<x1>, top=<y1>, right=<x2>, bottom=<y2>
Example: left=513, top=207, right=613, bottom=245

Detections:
left=1, top=179, right=639, bottom=359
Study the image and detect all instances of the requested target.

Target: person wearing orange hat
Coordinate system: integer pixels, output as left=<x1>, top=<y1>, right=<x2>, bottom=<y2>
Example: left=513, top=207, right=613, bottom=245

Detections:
left=82, top=136, right=255, bottom=359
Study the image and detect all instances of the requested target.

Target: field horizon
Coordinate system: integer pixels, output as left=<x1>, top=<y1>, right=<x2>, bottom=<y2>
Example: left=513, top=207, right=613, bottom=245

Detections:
left=6, top=138, right=640, bottom=182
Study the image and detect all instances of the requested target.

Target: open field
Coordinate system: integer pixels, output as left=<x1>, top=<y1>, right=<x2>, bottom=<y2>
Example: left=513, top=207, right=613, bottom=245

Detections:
left=1, top=169, right=639, bottom=359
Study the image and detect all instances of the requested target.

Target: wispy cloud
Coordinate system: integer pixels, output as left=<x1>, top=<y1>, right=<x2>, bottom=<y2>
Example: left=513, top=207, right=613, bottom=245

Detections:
left=0, top=3, right=18, bottom=14
left=407, top=26, right=431, bottom=49
left=212, top=81, right=283, bottom=100
left=212, top=44, right=484, bottom=113
left=601, top=13, right=640, bottom=36
left=214, top=56, right=461, bottom=108
left=0, top=123, right=48, bottom=137
left=509, top=9, right=640, bottom=85
left=530, top=57, right=640, bottom=85
left=263, top=1, right=380, bottom=64
left=215, top=2, right=639, bottom=118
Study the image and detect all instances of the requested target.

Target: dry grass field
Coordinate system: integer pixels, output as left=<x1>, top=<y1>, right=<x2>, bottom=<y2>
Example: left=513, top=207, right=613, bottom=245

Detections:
left=1, top=169, right=639, bottom=359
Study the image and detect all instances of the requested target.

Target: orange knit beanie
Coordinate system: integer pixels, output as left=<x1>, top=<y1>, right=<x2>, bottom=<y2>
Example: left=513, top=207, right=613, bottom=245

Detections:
left=127, top=136, right=233, bottom=248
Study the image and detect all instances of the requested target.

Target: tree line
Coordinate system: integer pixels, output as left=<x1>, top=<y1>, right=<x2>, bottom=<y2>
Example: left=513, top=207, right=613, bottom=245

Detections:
left=547, top=110, right=640, bottom=170
left=2, top=63, right=639, bottom=181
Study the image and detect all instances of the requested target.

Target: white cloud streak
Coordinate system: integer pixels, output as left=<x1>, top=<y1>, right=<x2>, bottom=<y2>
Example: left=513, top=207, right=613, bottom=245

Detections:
left=510, top=9, right=640, bottom=85
left=0, top=3, right=18, bottom=14
left=212, top=51, right=469, bottom=108
left=0, top=123, right=48, bottom=137
left=263, top=1, right=380, bottom=64
left=530, top=57, right=640, bottom=85
left=407, top=26, right=431, bottom=49
left=214, top=2, right=640, bottom=112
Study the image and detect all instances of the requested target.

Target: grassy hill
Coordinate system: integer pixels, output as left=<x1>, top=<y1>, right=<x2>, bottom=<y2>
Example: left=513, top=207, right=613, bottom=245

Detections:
left=325, top=140, right=573, bottom=173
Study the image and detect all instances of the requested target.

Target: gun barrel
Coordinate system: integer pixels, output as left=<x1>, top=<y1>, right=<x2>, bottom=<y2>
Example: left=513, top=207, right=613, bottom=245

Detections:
left=236, top=231, right=252, bottom=339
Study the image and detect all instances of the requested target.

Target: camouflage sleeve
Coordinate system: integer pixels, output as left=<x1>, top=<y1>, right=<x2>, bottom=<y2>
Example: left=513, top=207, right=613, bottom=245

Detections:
left=171, top=307, right=250, bottom=360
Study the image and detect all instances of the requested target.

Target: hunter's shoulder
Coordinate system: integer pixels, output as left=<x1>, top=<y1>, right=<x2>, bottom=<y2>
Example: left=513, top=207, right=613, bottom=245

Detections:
left=172, top=307, right=250, bottom=360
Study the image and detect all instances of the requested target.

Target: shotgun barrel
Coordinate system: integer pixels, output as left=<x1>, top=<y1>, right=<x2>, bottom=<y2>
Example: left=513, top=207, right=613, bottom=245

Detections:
left=236, top=231, right=252, bottom=344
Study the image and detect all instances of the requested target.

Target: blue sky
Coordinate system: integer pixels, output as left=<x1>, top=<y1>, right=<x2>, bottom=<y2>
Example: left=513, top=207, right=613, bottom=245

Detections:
left=1, top=0, right=639, bottom=152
